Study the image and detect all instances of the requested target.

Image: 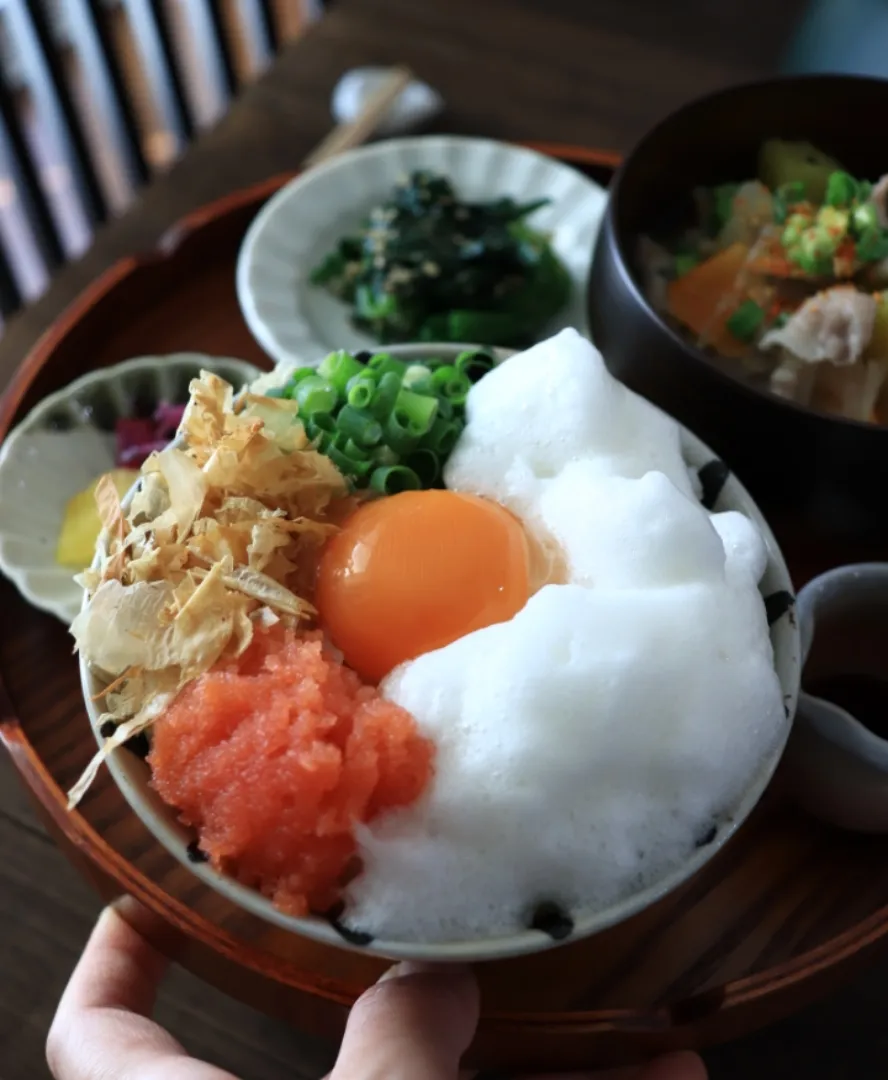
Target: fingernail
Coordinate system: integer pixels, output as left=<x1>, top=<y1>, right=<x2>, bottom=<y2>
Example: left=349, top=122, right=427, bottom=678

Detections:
left=378, top=960, right=472, bottom=983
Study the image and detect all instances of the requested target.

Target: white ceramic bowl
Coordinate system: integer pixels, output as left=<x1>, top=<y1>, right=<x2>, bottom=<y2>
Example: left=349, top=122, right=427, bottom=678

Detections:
left=78, top=345, right=800, bottom=963
left=236, top=136, right=609, bottom=366
left=0, top=354, right=261, bottom=624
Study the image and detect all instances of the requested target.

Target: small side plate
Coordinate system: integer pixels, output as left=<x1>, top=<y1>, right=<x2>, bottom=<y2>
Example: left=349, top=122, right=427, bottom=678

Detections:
left=236, top=135, right=609, bottom=366
left=0, top=353, right=260, bottom=625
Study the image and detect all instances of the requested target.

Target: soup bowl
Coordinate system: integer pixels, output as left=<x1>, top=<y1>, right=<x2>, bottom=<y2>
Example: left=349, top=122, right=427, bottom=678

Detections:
left=78, top=344, right=800, bottom=963
left=588, top=74, right=888, bottom=538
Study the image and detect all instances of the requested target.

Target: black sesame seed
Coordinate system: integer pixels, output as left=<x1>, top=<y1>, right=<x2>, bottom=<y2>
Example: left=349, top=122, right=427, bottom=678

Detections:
left=697, top=459, right=731, bottom=510
left=328, top=917, right=374, bottom=947
left=764, top=590, right=795, bottom=626
left=695, top=824, right=718, bottom=849
left=529, top=901, right=574, bottom=941
left=99, top=720, right=117, bottom=739
left=124, top=732, right=151, bottom=760
left=186, top=840, right=208, bottom=864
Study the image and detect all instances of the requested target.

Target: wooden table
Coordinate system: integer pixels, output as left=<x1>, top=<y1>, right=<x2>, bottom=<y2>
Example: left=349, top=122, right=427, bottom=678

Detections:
left=8, top=1, right=888, bottom=1077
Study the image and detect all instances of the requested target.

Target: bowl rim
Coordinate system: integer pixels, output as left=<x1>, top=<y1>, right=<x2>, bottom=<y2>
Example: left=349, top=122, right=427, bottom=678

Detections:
left=235, top=133, right=608, bottom=367
left=601, top=71, right=888, bottom=435
left=0, top=352, right=262, bottom=624
left=77, top=342, right=801, bottom=963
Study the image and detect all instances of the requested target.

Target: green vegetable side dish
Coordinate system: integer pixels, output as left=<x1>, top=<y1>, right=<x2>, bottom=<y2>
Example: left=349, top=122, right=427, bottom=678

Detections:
left=263, top=347, right=496, bottom=492
left=309, top=171, right=571, bottom=348
left=640, top=138, right=888, bottom=425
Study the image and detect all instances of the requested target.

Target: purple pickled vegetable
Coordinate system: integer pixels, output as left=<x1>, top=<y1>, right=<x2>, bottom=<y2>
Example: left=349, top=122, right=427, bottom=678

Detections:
left=114, top=399, right=186, bottom=468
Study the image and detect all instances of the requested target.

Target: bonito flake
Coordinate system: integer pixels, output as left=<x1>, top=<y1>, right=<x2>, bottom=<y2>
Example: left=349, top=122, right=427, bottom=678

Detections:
left=68, top=370, right=349, bottom=808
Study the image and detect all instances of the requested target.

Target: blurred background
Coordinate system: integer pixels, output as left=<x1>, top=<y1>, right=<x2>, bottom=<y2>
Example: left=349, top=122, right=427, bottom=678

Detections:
left=0, top=0, right=318, bottom=321
left=0, top=0, right=885, bottom=334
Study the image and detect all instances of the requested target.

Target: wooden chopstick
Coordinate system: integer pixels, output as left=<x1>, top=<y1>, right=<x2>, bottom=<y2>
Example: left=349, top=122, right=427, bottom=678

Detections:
left=302, top=66, right=414, bottom=168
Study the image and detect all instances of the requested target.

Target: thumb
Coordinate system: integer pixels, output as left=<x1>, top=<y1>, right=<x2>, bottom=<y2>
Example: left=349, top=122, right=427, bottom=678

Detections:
left=330, top=961, right=480, bottom=1080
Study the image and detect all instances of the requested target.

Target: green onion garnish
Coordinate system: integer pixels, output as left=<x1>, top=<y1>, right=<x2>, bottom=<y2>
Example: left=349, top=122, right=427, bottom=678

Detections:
left=454, top=349, right=495, bottom=381
left=335, top=405, right=382, bottom=448
left=318, top=349, right=366, bottom=395
left=368, top=371, right=402, bottom=420
left=370, top=465, right=422, bottom=495
left=346, top=374, right=378, bottom=410
left=431, top=365, right=471, bottom=405
left=394, top=388, right=438, bottom=436
left=294, top=376, right=337, bottom=415
left=825, top=170, right=858, bottom=208
left=404, top=448, right=440, bottom=488
left=368, top=352, right=407, bottom=378
left=726, top=299, right=765, bottom=342
left=855, top=227, right=888, bottom=263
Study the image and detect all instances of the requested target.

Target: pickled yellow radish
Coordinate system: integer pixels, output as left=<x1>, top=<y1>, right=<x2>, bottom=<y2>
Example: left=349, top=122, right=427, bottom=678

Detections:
left=55, top=468, right=139, bottom=569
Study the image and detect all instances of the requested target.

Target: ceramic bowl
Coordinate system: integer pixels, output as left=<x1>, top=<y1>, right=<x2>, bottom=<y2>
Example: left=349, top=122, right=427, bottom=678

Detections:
left=587, top=74, right=888, bottom=537
left=78, top=344, right=800, bottom=963
left=236, top=135, right=608, bottom=366
left=783, top=562, right=888, bottom=832
left=0, top=354, right=261, bottom=624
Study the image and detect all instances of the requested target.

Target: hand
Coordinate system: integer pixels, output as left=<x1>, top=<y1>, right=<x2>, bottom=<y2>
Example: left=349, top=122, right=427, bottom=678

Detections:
left=47, top=904, right=708, bottom=1080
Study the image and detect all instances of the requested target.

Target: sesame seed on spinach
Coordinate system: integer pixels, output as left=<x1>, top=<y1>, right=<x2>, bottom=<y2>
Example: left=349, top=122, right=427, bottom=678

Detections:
left=309, top=170, right=571, bottom=348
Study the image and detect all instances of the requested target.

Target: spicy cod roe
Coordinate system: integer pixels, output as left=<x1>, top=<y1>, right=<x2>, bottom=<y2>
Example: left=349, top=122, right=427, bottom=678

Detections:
left=148, top=626, right=435, bottom=915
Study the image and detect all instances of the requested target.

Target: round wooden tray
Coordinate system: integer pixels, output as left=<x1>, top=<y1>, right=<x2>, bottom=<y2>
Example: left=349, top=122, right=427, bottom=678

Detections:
left=2, top=145, right=888, bottom=1074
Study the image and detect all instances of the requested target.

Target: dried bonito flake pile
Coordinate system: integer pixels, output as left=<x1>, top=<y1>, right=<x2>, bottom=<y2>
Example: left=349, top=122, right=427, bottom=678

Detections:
left=68, top=371, right=349, bottom=807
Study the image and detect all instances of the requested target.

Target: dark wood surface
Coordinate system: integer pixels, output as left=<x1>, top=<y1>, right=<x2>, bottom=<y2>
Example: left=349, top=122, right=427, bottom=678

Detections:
left=9, top=1, right=888, bottom=1077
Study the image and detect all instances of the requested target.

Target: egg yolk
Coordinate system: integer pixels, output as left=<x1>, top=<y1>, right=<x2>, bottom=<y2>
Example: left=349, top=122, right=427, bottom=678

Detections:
left=316, top=490, right=531, bottom=682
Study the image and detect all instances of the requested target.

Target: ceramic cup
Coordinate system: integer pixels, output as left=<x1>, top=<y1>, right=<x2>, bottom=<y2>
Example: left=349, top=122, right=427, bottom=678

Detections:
left=784, top=563, right=888, bottom=832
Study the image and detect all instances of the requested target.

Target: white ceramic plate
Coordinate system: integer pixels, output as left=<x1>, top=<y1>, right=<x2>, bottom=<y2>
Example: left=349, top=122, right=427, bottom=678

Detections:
left=0, top=354, right=261, bottom=625
left=236, top=136, right=609, bottom=367
left=80, top=345, right=799, bottom=963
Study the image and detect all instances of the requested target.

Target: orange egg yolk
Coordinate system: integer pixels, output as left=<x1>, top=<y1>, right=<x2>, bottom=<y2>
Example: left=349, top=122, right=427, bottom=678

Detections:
left=316, top=490, right=531, bottom=682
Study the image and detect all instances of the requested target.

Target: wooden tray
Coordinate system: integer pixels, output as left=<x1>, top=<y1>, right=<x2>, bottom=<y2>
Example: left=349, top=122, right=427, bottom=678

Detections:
left=2, top=145, right=888, bottom=1074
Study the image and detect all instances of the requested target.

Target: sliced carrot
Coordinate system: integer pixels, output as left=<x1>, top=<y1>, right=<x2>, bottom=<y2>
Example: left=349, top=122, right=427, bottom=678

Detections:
left=667, top=242, right=753, bottom=357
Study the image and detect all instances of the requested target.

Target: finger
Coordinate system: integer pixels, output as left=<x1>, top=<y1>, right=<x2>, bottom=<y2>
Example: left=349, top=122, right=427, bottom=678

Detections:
left=331, top=961, right=480, bottom=1080
left=57, top=903, right=170, bottom=1015
left=47, top=905, right=238, bottom=1080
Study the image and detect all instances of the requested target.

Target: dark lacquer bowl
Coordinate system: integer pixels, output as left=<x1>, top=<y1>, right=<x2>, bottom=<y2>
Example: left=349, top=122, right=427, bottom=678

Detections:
left=588, top=75, right=888, bottom=537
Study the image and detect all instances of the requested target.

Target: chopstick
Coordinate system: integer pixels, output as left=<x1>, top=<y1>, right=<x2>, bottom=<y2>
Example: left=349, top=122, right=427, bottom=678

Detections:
left=302, top=66, right=414, bottom=168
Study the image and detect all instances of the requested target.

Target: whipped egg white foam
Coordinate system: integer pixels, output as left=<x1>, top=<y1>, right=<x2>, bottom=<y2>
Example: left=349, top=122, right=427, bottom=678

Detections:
left=344, top=329, right=787, bottom=942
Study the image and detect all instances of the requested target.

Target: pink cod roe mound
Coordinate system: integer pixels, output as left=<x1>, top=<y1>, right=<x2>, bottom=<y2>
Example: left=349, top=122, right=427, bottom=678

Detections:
left=148, top=625, right=435, bottom=915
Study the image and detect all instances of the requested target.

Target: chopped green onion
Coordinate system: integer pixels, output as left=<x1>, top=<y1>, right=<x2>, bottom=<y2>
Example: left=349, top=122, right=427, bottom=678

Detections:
left=673, top=253, right=699, bottom=277
left=343, top=438, right=370, bottom=462
left=335, top=405, right=382, bottom=448
left=369, top=370, right=402, bottom=420
left=404, top=448, right=440, bottom=488
left=772, top=181, right=806, bottom=225
left=402, top=364, right=435, bottom=394
left=326, top=444, right=372, bottom=478
left=368, top=352, right=407, bottom=378
left=423, top=416, right=462, bottom=456
left=394, top=388, right=438, bottom=435
left=346, top=374, right=377, bottom=409
left=770, top=312, right=789, bottom=330
left=371, top=444, right=399, bottom=467
left=370, top=465, right=421, bottom=495
left=282, top=367, right=318, bottom=398
left=726, top=299, right=765, bottom=342
left=294, top=376, right=338, bottom=415
left=431, top=365, right=471, bottom=405
left=304, top=412, right=336, bottom=443
left=436, top=396, right=454, bottom=421
left=263, top=386, right=287, bottom=399
left=825, top=170, right=858, bottom=208
left=318, top=349, right=366, bottom=395
left=384, top=411, right=421, bottom=455
left=851, top=201, right=879, bottom=237
left=454, top=349, right=495, bottom=381
left=855, top=228, right=888, bottom=263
